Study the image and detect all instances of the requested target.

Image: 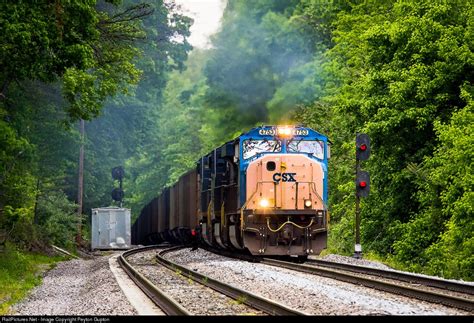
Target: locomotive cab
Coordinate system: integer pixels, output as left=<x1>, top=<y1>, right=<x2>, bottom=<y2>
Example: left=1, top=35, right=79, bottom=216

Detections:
left=197, top=125, right=330, bottom=256
left=238, top=126, right=329, bottom=256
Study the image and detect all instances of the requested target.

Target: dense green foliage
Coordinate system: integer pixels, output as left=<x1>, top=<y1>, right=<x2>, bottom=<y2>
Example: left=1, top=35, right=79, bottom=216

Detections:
left=0, top=0, right=192, bottom=251
left=314, top=0, right=474, bottom=279
left=1, top=0, right=472, bottom=282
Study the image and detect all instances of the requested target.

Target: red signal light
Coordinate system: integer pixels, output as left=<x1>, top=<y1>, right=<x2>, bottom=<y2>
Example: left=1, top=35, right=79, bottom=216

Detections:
left=356, top=133, right=370, bottom=161
left=356, top=170, right=370, bottom=197
left=191, top=229, right=196, bottom=236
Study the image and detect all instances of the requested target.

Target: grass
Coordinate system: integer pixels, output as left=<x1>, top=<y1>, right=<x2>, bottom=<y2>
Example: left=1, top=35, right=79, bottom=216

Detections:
left=230, top=295, right=247, bottom=305
left=0, top=243, right=65, bottom=315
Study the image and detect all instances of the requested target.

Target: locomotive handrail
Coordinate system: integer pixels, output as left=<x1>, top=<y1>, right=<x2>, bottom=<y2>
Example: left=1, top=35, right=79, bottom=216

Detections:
left=241, top=180, right=327, bottom=218
left=205, top=200, right=213, bottom=243
left=266, top=217, right=315, bottom=233
left=309, top=182, right=329, bottom=227
left=240, top=182, right=262, bottom=231
left=221, top=202, right=225, bottom=227
left=310, top=182, right=328, bottom=210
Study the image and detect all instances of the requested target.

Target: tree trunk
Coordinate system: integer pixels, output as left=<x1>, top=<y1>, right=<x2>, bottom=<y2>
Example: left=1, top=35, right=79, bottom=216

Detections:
left=33, top=179, right=41, bottom=225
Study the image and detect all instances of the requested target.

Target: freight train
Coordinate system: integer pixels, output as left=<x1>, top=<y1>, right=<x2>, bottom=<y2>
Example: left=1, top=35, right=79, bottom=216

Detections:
left=131, top=125, right=330, bottom=257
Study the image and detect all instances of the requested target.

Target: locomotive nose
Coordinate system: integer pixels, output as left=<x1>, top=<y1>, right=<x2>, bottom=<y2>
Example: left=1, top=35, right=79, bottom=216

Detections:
left=246, top=154, right=325, bottom=210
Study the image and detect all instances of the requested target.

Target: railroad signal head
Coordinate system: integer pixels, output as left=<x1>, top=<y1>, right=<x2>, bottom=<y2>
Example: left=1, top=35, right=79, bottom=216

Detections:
left=356, top=171, right=370, bottom=197
left=356, top=133, right=371, bottom=161
left=112, top=188, right=124, bottom=201
left=112, top=166, right=124, bottom=180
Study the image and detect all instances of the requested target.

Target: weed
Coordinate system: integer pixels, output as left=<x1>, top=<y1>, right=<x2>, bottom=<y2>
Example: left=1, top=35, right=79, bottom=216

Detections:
left=0, top=242, right=64, bottom=314
left=231, top=295, right=247, bottom=305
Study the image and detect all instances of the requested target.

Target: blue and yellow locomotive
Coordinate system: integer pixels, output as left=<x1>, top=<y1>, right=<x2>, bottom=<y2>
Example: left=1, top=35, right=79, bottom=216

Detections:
left=132, top=125, right=330, bottom=257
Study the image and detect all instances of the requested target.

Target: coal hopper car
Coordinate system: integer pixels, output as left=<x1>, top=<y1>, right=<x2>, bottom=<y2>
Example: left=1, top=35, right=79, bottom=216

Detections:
left=132, top=125, right=330, bottom=257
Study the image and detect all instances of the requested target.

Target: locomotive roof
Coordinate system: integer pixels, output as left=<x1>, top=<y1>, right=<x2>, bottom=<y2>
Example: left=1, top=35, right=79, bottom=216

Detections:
left=237, top=124, right=328, bottom=140
left=199, top=125, right=330, bottom=161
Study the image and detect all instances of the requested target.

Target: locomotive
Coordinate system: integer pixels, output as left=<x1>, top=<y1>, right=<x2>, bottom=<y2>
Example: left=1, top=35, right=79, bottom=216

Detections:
left=132, top=125, right=330, bottom=257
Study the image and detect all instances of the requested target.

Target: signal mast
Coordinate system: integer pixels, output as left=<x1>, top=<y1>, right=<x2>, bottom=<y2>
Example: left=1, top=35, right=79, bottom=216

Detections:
left=354, top=133, right=370, bottom=259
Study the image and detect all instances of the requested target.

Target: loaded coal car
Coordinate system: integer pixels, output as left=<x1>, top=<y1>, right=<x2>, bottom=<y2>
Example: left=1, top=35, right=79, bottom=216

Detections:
left=131, top=197, right=159, bottom=245
left=132, top=125, right=330, bottom=258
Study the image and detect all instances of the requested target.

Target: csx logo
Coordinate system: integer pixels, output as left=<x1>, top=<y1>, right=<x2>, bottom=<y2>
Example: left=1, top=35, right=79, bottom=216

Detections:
left=272, top=173, right=296, bottom=182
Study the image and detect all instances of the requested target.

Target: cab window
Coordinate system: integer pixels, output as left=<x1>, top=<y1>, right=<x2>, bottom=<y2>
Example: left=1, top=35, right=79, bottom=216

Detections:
left=288, top=140, right=324, bottom=159
left=243, top=139, right=281, bottom=160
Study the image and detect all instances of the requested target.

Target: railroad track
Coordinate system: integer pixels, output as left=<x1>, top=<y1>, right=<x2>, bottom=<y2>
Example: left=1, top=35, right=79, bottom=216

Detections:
left=199, top=244, right=473, bottom=312
left=119, top=245, right=307, bottom=315
left=261, top=257, right=474, bottom=312
left=119, top=245, right=189, bottom=315
left=156, top=246, right=306, bottom=315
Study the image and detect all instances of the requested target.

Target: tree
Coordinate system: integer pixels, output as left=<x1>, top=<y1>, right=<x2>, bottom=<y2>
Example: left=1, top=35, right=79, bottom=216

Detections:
left=300, top=0, right=473, bottom=279
left=0, top=0, right=192, bottom=249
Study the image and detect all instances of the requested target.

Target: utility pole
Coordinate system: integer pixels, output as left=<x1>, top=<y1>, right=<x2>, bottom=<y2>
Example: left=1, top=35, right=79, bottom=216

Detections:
left=76, top=119, right=85, bottom=244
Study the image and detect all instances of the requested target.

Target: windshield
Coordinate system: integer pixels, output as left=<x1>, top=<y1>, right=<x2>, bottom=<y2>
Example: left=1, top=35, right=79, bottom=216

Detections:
left=288, top=139, right=324, bottom=159
left=243, top=139, right=281, bottom=160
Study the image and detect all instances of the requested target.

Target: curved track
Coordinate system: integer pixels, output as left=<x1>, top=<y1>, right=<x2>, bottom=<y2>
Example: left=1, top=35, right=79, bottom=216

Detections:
left=119, top=245, right=190, bottom=315
left=261, top=257, right=474, bottom=312
left=122, top=245, right=473, bottom=313
left=305, top=258, right=474, bottom=295
left=198, top=244, right=473, bottom=312
left=157, top=246, right=306, bottom=315
left=119, top=245, right=308, bottom=315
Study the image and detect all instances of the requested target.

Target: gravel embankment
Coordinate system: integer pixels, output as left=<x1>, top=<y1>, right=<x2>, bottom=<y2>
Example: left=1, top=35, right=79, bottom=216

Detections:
left=164, top=248, right=471, bottom=316
left=11, top=252, right=138, bottom=315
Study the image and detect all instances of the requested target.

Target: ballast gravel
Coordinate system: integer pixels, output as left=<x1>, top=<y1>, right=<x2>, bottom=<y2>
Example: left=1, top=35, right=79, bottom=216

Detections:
left=8, top=247, right=472, bottom=316
left=164, top=248, right=471, bottom=316
left=317, top=254, right=392, bottom=270
left=127, top=250, right=265, bottom=316
left=319, top=254, right=474, bottom=286
left=10, top=252, right=138, bottom=316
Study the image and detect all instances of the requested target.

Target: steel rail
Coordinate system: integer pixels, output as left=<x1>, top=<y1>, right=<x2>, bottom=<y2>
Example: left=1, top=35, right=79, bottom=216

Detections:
left=157, top=246, right=306, bottom=316
left=262, top=258, right=474, bottom=312
left=119, top=245, right=190, bottom=316
left=306, top=258, right=474, bottom=295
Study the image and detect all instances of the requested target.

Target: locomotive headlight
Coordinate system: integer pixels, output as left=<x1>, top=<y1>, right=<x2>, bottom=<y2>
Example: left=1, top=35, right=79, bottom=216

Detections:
left=304, top=199, right=312, bottom=208
left=277, top=126, right=292, bottom=137
left=259, top=199, right=270, bottom=208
